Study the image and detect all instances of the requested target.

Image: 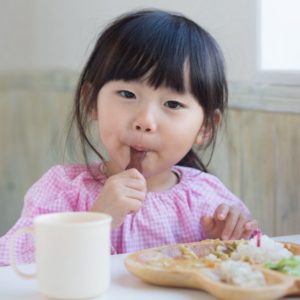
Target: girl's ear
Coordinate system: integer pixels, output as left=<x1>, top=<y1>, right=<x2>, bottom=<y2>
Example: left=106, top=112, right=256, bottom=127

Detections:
left=81, top=81, right=98, bottom=120
left=195, top=109, right=222, bottom=145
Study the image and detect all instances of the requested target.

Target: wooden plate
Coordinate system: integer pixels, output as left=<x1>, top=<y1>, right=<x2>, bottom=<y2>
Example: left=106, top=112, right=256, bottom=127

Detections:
left=125, top=240, right=300, bottom=300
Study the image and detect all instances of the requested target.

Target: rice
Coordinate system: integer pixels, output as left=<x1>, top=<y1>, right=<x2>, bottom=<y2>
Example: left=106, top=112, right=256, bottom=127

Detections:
left=218, top=260, right=266, bottom=287
left=231, top=235, right=292, bottom=264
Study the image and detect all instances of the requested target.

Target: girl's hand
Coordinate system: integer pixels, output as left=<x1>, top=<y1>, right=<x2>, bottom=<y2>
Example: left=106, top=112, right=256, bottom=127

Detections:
left=201, top=204, right=258, bottom=240
left=91, top=168, right=147, bottom=229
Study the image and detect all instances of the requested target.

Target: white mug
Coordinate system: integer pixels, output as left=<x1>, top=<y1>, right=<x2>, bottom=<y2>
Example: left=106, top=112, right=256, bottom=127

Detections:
left=9, top=212, right=112, bottom=299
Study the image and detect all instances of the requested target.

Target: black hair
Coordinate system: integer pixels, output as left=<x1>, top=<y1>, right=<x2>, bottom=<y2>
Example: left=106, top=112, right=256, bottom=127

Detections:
left=70, top=9, right=228, bottom=173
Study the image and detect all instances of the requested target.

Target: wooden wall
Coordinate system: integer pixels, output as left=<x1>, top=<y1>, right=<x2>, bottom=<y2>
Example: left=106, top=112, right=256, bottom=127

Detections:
left=0, top=73, right=299, bottom=236
left=210, top=109, right=300, bottom=236
left=0, top=73, right=74, bottom=236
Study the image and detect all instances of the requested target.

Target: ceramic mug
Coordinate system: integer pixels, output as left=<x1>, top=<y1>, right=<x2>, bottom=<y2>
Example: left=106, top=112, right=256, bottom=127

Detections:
left=9, top=212, right=112, bottom=299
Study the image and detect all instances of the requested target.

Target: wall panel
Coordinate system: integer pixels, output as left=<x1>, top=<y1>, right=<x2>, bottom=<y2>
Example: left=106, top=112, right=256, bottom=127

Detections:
left=0, top=73, right=299, bottom=237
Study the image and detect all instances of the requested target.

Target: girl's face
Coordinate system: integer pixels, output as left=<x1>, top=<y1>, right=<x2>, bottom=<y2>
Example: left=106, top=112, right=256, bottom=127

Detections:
left=94, top=79, right=206, bottom=180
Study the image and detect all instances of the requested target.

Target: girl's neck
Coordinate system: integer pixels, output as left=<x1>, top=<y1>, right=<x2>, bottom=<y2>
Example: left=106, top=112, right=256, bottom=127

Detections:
left=146, top=170, right=179, bottom=192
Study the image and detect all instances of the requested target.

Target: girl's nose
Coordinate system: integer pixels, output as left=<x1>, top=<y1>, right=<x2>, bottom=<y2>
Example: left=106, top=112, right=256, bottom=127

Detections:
left=132, top=110, right=157, bottom=133
left=134, top=124, right=152, bottom=132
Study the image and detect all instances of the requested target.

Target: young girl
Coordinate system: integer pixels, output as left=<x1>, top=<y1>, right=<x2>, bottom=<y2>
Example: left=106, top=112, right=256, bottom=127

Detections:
left=0, top=9, right=257, bottom=265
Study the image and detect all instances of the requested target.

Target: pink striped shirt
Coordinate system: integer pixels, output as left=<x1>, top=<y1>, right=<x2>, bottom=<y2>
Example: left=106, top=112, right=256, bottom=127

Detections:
left=0, top=163, right=250, bottom=266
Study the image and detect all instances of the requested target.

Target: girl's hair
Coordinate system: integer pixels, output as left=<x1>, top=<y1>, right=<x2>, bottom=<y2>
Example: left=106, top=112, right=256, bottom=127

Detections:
left=70, top=9, right=228, bottom=173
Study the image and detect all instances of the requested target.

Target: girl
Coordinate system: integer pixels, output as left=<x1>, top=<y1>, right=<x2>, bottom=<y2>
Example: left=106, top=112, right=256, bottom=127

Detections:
left=0, top=9, right=257, bottom=265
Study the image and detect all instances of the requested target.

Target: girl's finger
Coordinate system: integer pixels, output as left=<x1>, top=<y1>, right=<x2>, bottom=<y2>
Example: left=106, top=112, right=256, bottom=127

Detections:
left=230, top=214, right=247, bottom=240
left=214, top=204, right=230, bottom=221
left=244, top=219, right=259, bottom=231
left=221, top=208, right=239, bottom=240
left=241, top=229, right=255, bottom=240
left=241, top=220, right=259, bottom=239
left=124, top=168, right=146, bottom=180
left=201, top=216, right=215, bottom=233
left=125, top=198, right=144, bottom=214
left=124, top=178, right=147, bottom=191
left=122, top=188, right=146, bottom=203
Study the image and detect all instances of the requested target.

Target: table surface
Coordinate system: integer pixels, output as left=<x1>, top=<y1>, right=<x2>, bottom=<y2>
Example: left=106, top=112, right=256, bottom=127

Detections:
left=1, top=235, right=299, bottom=300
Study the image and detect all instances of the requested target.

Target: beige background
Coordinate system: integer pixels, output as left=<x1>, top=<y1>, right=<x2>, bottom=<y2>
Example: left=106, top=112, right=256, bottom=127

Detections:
left=0, top=0, right=299, bottom=236
left=1, top=0, right=257, bottom=81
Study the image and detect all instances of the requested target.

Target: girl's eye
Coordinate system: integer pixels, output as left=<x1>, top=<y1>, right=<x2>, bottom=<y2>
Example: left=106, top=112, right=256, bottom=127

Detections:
left=118, top=90, right=136, bottom=99
left=164, top=100, right=184, bottom=109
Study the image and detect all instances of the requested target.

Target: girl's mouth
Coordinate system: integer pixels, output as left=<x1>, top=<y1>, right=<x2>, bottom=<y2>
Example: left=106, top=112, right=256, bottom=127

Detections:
left=126, top=147, right=147, bottom=172
left=131, top=145, right=149, bottom=152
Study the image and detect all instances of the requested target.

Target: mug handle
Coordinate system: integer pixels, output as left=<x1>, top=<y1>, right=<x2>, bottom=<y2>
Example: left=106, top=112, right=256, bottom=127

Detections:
left=9, top=227, right=36, bottom=279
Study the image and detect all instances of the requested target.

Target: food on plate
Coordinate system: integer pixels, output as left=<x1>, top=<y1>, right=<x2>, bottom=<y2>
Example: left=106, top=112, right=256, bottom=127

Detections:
left=176, top=234, right=294, bottom=264
left=214, top=260, right=266, bottom=287
left=230, top=235, right=293, bottom=264
left=125, top=235, right=300, bottom=300
left=133, top=235, right=297, bottom=274
left=265, top=256, right=300, bottom=277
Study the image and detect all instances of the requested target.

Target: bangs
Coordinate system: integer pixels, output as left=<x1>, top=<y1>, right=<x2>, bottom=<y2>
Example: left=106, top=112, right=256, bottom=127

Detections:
left=84, top=10, right=226, bottom=112
left=94, top=11, right=190, bottom=93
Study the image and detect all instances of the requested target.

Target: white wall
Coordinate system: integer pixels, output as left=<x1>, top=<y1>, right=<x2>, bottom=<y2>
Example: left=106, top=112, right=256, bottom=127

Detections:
left=0, top=0, right=257, bottom=83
